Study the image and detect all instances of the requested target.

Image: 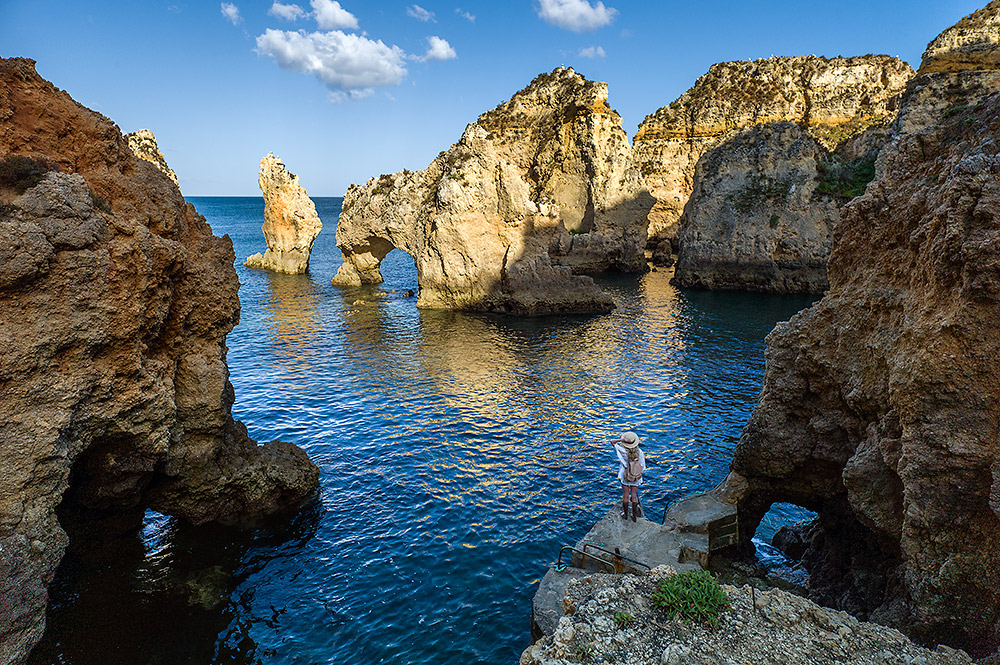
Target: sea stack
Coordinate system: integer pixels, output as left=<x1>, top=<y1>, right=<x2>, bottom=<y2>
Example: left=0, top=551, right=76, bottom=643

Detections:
left=0, top=58, right=319, bottom=665
left=125, top=129, right=179, bottom=187
left=633, top=55, right=913, bottom=261
left=244, top=153, right=322, bottom=275
left=331, top=67, right=654, bottom=315
left=729, top=3, right=1000, bottom=655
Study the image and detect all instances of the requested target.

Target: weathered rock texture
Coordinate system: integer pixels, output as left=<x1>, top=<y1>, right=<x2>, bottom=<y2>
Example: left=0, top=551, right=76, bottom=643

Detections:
left=672, top=120, right=891, bottom=293
left=634, top=55, right=914, bottom=255
left=731, top=5, right=1000, bottom=656
left=244, top=153, right=322, bottom=274
left=332, top=67, right=654, bottom=315
left=0, top=58, right=319, bottom=665
left=125, top=128, right=178, bottom=187
left=520, top=568, right=971, bottom=665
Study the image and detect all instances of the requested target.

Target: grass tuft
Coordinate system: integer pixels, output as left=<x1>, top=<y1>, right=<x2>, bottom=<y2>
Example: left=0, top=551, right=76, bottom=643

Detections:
left=652, top=570, right=730, bottom=628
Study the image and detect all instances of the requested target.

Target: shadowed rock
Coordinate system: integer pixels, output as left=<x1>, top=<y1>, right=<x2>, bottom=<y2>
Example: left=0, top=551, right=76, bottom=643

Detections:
left=634, top=55, right=914, bottom=255
left=0, top=58, right=318, bottom=665
left=730, top=5, right=1000, bottom=656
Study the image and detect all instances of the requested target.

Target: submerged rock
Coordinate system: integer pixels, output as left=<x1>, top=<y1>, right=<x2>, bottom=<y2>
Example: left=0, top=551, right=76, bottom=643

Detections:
left=125, top=128, right=178, bottom=187
left=332, top=67, right=654, bottom=315
left=244, top=153, right=323, bottom=274
left=731, top=4, right=1000, bottom=655
left=520, top=568, right=971, bottom=665
left=0, top=58, right=318, bottom=665
left=633, top=55, right=913, bottom=253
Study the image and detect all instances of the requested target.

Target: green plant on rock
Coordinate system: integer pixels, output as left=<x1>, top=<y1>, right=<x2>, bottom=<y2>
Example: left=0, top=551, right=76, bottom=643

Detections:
left=0, top=155, right=56, bottom=194
left=652, top=569, right=730, bottom=628
left=613, top=611, right=635, bottom=629
left=575, top=642, right=594, bottom=662
left=815, top=155, right=876, bottom=201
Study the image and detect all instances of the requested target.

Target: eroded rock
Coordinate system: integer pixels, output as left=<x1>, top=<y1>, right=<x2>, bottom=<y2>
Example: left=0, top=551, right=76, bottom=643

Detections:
left=244, top=153, right=323, bottom=274
left=332, top=67, right=654, bottom=315
left=125, top=128, right=178, bottom=187
left=634, top=55, right=914, bottom=253
left=731, top=6, right=1000, bottom=655
left=0, top=58, right=318, bottom=665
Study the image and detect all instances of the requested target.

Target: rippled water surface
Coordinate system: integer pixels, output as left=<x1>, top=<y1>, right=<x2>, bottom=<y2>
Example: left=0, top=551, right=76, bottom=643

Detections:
left=32, top=197, right=816, bottom=665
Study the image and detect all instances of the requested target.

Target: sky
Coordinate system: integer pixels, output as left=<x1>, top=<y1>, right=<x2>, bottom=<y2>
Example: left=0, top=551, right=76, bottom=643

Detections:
left=0, top=0, right=987, bottom=196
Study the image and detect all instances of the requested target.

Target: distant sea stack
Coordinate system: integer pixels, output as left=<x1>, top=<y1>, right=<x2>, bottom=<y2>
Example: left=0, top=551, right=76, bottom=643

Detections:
left=633, top=55, right=914, bottom=260
left=332, top=67, right=654, bottom=315
left=125, top=128, right=178, bottom=187
left=244, top=153, right=323, bottom=274
left=0, top=58, right=318, bottom=665
left=730, top=3, right=1000, bottom=655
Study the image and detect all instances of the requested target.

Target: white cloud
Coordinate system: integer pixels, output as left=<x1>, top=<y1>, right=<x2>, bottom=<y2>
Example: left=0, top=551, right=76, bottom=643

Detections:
left=269, top=1, right=307, bottom=20
left=311, top=0, right=358, bottom=29
left=256, top=29, right=407, bottom=98
left=456, top=8, right=475, bottom=22
left=537, top=0, right=617, bottom=32
left=579, top=45, right=606, bottom=58
left=407, top=5, right=435, bottom=22
left=220, top=2, right=241, bottom=24
left=416, top=36, right=457, bottom=62
left=328, top=89, right=374, bottom=103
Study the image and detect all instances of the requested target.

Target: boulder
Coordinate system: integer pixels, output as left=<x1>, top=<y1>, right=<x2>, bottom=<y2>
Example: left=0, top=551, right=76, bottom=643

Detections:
left=730, top=4, right=1000, bottom=655
left=633, top=55, right=914, bottom=251
left=0, top=58, right=319, bottom=665
left=244, top=153, right=323, bottom=274
left=332, top=67, right=654, bottom=315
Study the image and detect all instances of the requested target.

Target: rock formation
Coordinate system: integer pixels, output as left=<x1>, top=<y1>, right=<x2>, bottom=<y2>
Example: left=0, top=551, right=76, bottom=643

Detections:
left=244, top=153, right=322, bottom=274
left=520, top=568, right=971, bottom=665
left=730, top=3, right=1000, bottom=655
left=672, top=120, right=888, bottom=293
left=0, top=58, right=319, bottom=665
left=332, top=67, right=654, bottom=315
left=633, top=55, right=914, bottom=258
left=125, top=128, right=178, bottom=187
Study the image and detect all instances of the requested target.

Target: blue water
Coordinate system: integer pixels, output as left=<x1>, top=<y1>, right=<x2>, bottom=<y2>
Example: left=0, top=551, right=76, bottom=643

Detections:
left=31, top=197, right=816, bottom=665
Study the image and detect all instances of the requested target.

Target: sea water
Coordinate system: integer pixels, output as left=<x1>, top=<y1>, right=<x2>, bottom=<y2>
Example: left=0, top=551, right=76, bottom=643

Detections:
left=30, top=197, right=816, bottom=665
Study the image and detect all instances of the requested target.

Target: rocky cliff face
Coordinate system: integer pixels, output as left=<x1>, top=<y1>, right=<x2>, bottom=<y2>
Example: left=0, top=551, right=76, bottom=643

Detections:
left=244, top=153, right=323, bottom=274
left=332, top=67, right=654, bottom=315
left=125, top=128, right=178, bottom=187
left=0, top=58, right=319, bottom=665
left=730, top=5, right=1000, bottom=655
left=634, top=55, right=914, bottom=254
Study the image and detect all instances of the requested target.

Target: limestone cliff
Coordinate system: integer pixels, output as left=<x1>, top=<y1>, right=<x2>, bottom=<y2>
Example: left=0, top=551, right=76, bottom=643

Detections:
left=634, top=55, right=914, bottom=253
left=0, top=58, right=319, bottom=665
left=672, top=120, right=887, bottom=294
left=332, top=67, right=654, bottom=315
left=244, top=153, right=322, bottom=274
left=125, top=128, right=178, bottom=187
left=730, top=5, right=1000, bottom=655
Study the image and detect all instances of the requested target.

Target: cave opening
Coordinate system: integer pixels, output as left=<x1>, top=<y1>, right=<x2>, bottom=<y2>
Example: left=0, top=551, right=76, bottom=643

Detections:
left=752, top=501, right=817, bottom=587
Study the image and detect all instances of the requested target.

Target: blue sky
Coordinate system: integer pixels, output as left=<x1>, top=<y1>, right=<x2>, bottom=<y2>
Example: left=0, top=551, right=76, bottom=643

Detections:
left=1, top=0, right=986, bottom=195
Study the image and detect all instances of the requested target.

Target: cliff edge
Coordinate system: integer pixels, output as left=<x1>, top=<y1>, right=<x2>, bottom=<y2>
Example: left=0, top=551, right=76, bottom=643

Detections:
left=0, top=58, right=319, bottom=665
left=125, top=128, right=178, bottom=187
left=731, top=4, right=1000, bottom=655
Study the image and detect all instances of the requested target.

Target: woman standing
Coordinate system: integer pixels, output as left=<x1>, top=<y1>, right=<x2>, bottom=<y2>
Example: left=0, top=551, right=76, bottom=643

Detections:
left=610, top=431, right=646, bottom=522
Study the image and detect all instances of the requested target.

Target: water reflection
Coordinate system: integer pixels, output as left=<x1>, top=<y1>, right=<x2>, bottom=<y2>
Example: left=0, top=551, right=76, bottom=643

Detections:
left=261, top=271, right=324, bottom=374
left=30, top=501, right=321, bottom=665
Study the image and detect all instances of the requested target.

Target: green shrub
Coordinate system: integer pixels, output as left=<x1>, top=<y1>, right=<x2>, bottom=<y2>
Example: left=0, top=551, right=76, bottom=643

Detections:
left=652, top=570, right=730, bottom=628
left=613, top=611, right=635, bottom=629
left=815, top=155, right=876, bottom=201
left=0, top=155, right=56, bottom=194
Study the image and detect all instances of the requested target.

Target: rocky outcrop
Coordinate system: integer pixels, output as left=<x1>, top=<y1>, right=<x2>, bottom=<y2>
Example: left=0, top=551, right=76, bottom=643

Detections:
left=332, top=67, right=654, bottom=315
left=125, top=128, right=178, bottom=187
left=244, top=153, right=322, bottom=274
left=634, top=55, right=914, bottom=255
left=919, top=0, right=1000, bottom=74
left=0, top=58, right=319, bottom=665
left=520, top=568, right=971, bottom=665
left=672, top=120, right=889, bottom=293
left=730, top=5, right=1000, bottom=656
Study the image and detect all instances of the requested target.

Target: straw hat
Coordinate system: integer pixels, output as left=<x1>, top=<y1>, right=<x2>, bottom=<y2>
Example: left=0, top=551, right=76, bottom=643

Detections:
left=620, top=431, right=640, bottom=449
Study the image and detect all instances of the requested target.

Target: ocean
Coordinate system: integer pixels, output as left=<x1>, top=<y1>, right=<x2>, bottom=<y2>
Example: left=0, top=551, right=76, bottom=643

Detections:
left=29, top=197, right=815, bottom=665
